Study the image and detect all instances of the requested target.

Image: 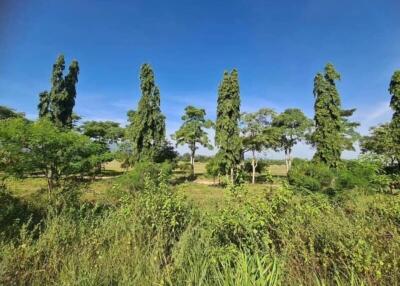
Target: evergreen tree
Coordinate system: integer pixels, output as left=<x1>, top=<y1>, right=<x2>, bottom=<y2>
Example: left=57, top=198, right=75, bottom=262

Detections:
left=311, top=63, right=358, bottom=167
left=49, top=55, right=66, bottom=127
left=38, top=55, right=79, bottom=128
left=38, top=91, right=51, bottom=118
left=215, top=69, right=242, bottom=182
left=389, top=70, right=400, bottom=169
left=128, top=64, right=166, bottom=162
left=63, top=60, right=79, bottom=128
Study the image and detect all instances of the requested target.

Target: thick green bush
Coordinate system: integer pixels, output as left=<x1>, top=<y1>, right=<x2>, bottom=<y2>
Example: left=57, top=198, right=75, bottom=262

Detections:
left=288, top=161, right=334, bottom=192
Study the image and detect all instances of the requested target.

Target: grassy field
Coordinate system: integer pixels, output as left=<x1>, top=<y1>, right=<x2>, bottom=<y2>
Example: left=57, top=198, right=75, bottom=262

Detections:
left=4, top=160, right=287, bottom=210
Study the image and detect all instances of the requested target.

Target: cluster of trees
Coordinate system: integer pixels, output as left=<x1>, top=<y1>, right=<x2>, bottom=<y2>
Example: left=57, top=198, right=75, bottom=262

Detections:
left=1, top=54, right=399, bottom=190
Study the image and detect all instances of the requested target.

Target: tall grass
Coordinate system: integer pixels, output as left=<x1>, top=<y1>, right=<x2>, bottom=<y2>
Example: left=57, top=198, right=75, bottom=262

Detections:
left=1, top=177, right=399, bottom=285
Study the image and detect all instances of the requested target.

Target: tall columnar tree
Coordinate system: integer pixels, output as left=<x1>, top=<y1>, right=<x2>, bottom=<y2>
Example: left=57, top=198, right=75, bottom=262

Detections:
left=62, top=60, right=79, bottom=128
left=215, top=69, right=242, bottom=182
left=241, top=108, right=277, bottom=184
left=311, top=63, right=358, bottom=168
left=38, top=54, right=79, bottom=128
left=172, top=105, right=213, bottom=177
left=128, top=64, right=166, bottom=162
left=272, top=108, right=312, bottom=172
left=389, top=71, right=400, bottom=167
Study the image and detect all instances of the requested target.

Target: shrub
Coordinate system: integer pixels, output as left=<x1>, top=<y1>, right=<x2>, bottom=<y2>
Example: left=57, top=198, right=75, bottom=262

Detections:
left=288, top=161, right=334, bottom=192
left=114, top=161, right=173, bottom=194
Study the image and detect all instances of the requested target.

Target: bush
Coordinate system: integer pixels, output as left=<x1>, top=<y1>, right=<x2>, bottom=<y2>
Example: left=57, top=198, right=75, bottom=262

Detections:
left=288, top=161, right=335, bottom=192
left=113, top=161, right=173, bottom=194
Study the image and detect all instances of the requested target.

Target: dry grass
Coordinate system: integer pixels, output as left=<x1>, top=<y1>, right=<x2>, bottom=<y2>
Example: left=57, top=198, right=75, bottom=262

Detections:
left=175, top=182, right=278, bottom=212
left=268, top=164, right=287, bottom=177
left=104, top=160, right=130, bottom=172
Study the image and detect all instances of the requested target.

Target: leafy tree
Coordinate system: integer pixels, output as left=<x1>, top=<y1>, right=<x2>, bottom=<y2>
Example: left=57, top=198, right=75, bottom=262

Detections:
left=38, top=55, right=80, bottom=128
left=80, top=121, right=124, bottom=145
left=272, top=108, right=312, bottom=172
left=0, top=118, right=100, bottom=195
left=362, top=71, right=400, bottom=170
left=361, top=124, right=398, bottom=167
left=153, top=141, right=179, bottom=163
left=241, top=108, right=277, bottom=184
left=215, top=69, right=242, bottom=183
left=80, top=121, right=125, bottom=173
left=127, top=64, right=166, bottom=162
left=172, top=105, right=213, bottom=177
left=311, top=63, right=359, bottom=167
left=0, top=106, right=25, bottom=120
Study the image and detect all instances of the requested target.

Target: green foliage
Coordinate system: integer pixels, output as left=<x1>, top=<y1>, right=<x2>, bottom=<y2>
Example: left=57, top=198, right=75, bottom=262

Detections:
left=389, top=70, right=400, bottom=169
left=0, top=186, right=43, bottom=241
left=311, top=63, right=359, bottom=168
left=0, top=105, right=25, bottom=120
left=113, top=161, right=173, bottom=194
left=361, top=123, right=398, bottom=167
left=80, top=120, right=124, bottom=144
left=0, top=118, right=101, bottom=192
left=288, top=159, right=389, bottom=194
left=39, top=54, right=80, bottom=128
left=241, top=108, right=278, bottom=183
left=215, top=69, right=242, bottom=181
left=288, top=161, right=335, bottom=192
left=205, top=153, right=226, bottom=183
left=272, top=108, right=312, bottom=171
left=79, top=120, right=125, bottom=172
left=127, top=63, right=166, bottom=162
left=1, top=176, right=400, bottom=285
left=172, top=105, right=213, bottom=177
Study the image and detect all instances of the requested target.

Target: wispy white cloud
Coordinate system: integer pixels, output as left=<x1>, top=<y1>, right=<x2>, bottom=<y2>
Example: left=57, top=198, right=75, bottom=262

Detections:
left=365, top=101, right=391, bottom=122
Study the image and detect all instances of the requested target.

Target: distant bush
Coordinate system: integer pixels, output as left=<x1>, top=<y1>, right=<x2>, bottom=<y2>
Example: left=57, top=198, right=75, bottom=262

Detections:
left=288, top=159, right=391, bottom=193
left=288, top=160, right=334, bottom=192
left=112, top=161, right=173, bottom=195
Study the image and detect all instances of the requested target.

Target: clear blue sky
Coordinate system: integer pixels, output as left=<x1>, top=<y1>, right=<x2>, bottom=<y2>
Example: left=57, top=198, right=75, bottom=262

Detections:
left=1, top=0, right=399, bottom=158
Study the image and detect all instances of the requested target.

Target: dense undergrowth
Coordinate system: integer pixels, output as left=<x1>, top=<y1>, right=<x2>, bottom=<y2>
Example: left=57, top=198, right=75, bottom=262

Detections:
left=1, top=166, right=400, bottom=285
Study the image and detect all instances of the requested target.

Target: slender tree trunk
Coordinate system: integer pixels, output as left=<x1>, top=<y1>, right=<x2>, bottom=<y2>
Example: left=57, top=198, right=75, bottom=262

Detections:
left=251, top=149, right=257, bottom=184
left=284, top=149, right=289, bottom=173
left=288, top=147, right=292, bottom=171
left=230, top=168, right=234, bottom=184
left=190, top=145, right=195, bottom=179
left=46, top=169, right=53, bottom=199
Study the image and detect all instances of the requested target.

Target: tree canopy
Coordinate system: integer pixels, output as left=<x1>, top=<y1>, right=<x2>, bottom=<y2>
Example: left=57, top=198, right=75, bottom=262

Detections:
left=0, top=118, right=100, bottom=193
left=172, top=105, right=213, bottom=177
left=241, top=108, right=277, bottom=183
left=272, top=108, right=312, bottom=171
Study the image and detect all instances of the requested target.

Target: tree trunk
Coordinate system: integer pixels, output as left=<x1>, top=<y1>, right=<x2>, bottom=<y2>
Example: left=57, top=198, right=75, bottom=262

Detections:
left=285, top=149, right=289, bottom=173
left=190, top=147, right=195, bottom=179
left=251, top=149, right=257, bottom=184
left=46, top=169, right=53, bottom=199
left=288, top=148, right=292, bottom=171
left=230, top=168, right=234, bottom=184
